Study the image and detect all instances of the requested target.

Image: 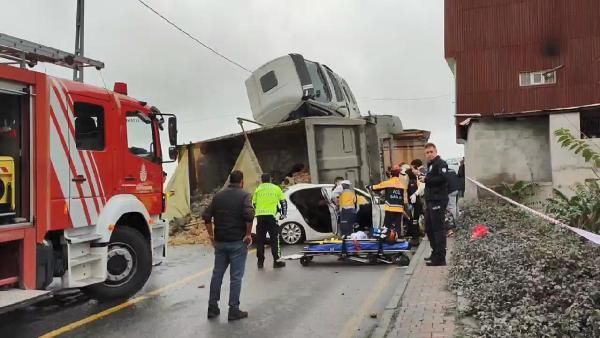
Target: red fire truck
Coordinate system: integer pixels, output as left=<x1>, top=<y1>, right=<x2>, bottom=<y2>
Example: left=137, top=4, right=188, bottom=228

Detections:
left=0, top=33, right=176, bottom=312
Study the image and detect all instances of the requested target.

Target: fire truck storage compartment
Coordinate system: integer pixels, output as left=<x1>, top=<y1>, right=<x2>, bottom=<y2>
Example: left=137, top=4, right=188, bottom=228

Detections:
left=0, top=85, right=30, bottom=225
left=0, top=240, right=19, bottom=286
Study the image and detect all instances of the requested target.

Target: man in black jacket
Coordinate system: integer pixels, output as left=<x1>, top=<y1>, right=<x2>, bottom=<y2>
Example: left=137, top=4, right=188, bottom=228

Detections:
left=203, top=170, right=254, bottom=321
left=421, top=143, right=449, bottom=266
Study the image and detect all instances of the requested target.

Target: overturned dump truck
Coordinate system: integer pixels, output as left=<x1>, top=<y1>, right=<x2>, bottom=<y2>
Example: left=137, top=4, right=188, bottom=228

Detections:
left=246, top=54, right=361, bottom=126
left=188, top=117, right=381, bottom=195
left=165, top=117, right=383, bottom=223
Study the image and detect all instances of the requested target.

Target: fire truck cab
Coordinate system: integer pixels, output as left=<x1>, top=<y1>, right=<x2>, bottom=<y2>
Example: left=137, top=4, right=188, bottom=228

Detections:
left=0, top=34, right=176, bottom=311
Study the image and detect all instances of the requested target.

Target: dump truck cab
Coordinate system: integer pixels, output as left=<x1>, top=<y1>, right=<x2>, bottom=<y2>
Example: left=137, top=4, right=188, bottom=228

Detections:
left=245, top=54, right=361, bottom=126
left=0, top=33, right=177, bottom=312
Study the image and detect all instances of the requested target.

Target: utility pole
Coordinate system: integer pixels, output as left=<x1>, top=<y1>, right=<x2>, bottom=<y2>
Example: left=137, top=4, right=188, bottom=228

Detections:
left=73, top=0, right=85, bottom=82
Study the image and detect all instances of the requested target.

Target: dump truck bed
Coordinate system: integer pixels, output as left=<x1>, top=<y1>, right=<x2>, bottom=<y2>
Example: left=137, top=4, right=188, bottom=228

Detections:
left=183, top=117, right=382, bottom=195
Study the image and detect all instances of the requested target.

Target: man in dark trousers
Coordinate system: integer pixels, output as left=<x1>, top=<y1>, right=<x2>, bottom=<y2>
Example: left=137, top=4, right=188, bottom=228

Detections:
left=203, top=170, right=254, bottom=321
left=253, top=173, right=287, bottom=269
left=421, top=143, right=449, bottom=266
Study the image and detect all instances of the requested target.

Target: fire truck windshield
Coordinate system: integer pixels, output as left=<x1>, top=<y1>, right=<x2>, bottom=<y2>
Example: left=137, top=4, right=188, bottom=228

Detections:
left=126, top=112, right=156, bottom=161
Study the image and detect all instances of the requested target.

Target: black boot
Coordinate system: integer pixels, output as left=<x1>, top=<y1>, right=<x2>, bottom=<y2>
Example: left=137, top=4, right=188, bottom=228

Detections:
left=273, top=261, right=286, bottom=268
left=427, top=231, right=447, bottom=266
left=257, top=260, right=264, bottom=269
left=424, top=254, right=432, bottom=261
left=409, top=237, right=420, bottom=247
left=228, top=308, right=249, bottom=321
left=207, top=305, right=220, bottom=319
left=426, top=259, right=447, bottom=266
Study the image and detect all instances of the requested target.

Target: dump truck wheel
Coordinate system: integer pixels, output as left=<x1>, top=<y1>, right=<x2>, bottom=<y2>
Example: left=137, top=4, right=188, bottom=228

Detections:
left=84, top=226, right=152, bottom=300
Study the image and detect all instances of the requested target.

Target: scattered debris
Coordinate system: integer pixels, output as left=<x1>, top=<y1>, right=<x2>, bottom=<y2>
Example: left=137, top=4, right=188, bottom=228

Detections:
left=370, top=312, right=378, bottom=319
left=281, top=172, right=311, bottom=189
left=198, top=284, right=205, bottom=289
left=169, top=192, right=215, bottom=246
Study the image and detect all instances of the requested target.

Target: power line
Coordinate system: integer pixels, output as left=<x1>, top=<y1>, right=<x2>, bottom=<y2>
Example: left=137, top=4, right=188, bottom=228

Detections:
left=136, top=0, right=252, bottom=73
left=364, top=94, right=452, bottom=102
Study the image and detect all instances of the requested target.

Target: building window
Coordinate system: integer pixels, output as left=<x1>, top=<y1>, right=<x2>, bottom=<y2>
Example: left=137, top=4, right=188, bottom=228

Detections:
left=260, top=71, right=278, bottom=93
left=580, top=110, right=600, bottom=139
left=74, top=102, right=105, bottom=150
left=519, top=70, right=557, bottom=87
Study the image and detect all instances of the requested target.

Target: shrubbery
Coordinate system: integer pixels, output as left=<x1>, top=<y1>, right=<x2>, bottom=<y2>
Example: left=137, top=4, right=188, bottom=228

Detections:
left=449, top=201, right=600, bottom=338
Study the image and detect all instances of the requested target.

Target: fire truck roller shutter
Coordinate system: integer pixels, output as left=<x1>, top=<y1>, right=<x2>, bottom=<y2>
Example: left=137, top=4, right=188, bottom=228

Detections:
left=83, top=194, right=153, bottom=299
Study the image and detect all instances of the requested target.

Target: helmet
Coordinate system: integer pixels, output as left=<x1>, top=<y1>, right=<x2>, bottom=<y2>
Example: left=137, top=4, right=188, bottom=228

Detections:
left=400, top=164, right=411, bottom=176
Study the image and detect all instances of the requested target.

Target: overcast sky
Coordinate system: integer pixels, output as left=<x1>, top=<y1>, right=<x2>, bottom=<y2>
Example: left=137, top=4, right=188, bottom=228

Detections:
left=2, top=0, right=461, bottom=174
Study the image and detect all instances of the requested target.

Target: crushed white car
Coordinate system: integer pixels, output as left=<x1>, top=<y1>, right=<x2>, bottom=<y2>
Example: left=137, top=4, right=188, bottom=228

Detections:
left=252, top=183, right=384, bottom=245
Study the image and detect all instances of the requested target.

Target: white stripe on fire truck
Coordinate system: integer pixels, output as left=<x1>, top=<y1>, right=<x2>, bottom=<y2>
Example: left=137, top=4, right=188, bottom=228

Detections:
left=50, top=81, right=101, bottom=217
left=84, top=152, right=106, bottom=205
left=49, top=83, right=98, bottom=223
left=49, top=106, right=88, bottom=228
left=55, top=80, right=106, bottom=207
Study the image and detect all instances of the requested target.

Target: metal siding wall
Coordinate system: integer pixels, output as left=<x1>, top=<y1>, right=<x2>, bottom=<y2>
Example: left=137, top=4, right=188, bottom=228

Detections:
left=446, top=0, right=600, bottom=116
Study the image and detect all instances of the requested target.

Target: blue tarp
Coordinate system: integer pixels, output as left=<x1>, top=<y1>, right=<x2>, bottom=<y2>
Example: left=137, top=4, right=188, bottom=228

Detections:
left=305, top=241, right=409, bottom=252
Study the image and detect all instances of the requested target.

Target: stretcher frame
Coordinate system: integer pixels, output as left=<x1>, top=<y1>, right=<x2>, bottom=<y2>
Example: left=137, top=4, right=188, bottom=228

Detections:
left=299, top=238, right=412, bottom=266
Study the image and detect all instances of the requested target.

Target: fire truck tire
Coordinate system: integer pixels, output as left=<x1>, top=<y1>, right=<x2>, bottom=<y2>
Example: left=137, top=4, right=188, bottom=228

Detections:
left=83, top=226, right=152, bottom=300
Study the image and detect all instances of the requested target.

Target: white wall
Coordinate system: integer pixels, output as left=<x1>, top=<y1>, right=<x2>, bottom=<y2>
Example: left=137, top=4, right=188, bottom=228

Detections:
left=464, top=117, right=553, bottom=201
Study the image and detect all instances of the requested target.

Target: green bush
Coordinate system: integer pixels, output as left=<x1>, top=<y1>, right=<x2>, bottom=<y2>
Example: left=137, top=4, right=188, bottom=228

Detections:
left=449, top=202, right=600, bottom=338
left=546, top=180, right=600, bottom=234
left=495, top=181, right=538, bottom=203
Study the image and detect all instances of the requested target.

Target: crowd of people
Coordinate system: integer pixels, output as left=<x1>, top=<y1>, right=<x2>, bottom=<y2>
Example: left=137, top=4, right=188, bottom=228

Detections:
left=200, top=142, right=464, bottom=321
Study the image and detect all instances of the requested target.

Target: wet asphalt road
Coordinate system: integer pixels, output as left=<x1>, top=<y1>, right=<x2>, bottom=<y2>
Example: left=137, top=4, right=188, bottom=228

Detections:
left=0, top=244, right=410, bottom=338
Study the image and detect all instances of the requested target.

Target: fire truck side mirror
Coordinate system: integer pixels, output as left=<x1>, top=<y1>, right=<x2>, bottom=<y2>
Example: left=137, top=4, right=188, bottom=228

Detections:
left=168, top=146, right=178, bottom=161
left=168, top=117, right=177, bottom=146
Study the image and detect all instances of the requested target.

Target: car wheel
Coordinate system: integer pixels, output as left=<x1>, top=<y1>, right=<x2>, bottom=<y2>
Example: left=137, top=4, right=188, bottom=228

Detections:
left=280, top=222, right=305, bottom=245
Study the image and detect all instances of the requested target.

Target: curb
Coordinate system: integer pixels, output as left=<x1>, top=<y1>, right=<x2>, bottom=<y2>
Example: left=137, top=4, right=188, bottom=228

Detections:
left=370, top=240, right=429, bottom=338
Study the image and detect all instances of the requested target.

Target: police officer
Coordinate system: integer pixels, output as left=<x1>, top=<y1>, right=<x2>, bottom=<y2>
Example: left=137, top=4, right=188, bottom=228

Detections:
left=421, top=143, right=449, bottom=266
left=252, top=173, right=287, bottom=269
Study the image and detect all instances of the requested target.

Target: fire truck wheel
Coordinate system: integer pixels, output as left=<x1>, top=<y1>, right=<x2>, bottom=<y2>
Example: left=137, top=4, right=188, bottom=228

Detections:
left=83, top=226, right=152, bottom=300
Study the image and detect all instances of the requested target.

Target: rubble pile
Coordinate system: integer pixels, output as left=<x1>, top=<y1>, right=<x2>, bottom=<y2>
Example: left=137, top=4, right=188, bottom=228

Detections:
left=281, top=172, right=311, bottom=189
left=449, top=201, right=600, bottom=338
left=168, top=192, right=215, bottom=246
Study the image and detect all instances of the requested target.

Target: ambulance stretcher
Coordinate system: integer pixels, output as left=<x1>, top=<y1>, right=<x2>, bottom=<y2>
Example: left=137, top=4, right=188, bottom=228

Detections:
left=299, top=238, right=412, bottom=266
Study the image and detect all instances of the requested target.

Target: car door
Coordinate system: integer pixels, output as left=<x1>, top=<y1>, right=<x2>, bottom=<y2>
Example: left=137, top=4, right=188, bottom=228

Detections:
left=320, top=187, right=338, bottom=235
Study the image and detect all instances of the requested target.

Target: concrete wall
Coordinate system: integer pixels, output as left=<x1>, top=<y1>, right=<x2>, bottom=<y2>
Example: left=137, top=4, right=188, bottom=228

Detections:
left=549, top=112, right=600, bottom=194
left=464, top=117, right=553, bottom=200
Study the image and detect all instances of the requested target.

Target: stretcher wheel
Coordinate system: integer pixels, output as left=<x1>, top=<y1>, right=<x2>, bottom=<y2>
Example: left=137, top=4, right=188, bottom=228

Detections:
left=368, top=255, right=378, bottom=264
left=300, top=256, right=311, bottom=267
left=396, top=254, right=410, bottom=267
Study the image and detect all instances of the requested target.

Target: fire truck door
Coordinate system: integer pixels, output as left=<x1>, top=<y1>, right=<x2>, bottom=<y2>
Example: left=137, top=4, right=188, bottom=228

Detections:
left=121, top=110, right=163, bottom=215
left=65, top=94, right=108, bottom=227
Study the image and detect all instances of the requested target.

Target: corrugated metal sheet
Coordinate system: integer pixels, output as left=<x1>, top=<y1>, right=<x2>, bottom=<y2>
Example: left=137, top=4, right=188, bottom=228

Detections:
left=446, top=0, right=600, bottom=122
